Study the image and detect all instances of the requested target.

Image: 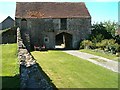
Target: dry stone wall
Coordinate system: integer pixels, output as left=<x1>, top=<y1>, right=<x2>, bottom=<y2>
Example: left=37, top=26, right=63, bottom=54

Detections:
left=17, top=27, right=54, bottom=89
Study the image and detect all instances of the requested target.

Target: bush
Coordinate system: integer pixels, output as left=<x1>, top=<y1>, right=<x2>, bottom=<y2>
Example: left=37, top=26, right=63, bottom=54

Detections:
left=96, top=39, right=120, bottom=54
left=114, top=35, right=120, bottom=44
left=90, top=34, right=104, bottom=44
left=80, top=40, right=93, bottom=49
left=116, top=52, right=120, bottom=57
left=96, top=39, right=108, bottom=50
left=107, top=42, right=119, bottom=54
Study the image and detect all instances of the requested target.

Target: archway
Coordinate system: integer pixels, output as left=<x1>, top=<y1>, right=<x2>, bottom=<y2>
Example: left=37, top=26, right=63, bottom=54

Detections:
left=55, top=32, right=72, bottom=49
left=21, top=19, right=27, bottom=30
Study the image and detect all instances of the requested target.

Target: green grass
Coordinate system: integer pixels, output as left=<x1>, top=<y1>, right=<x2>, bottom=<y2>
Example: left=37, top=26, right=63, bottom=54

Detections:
left=0, top=43, right=20, bottom=88
left=80, top=49, right=120, bottom=62
left=31, top=50, right=118, bottom=88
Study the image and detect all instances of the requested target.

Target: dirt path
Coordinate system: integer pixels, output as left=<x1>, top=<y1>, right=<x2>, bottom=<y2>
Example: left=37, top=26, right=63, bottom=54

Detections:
left=63, top=50, right=120, bottom=73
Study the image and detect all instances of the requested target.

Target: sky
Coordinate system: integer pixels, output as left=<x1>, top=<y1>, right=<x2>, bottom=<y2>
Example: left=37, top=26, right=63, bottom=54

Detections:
left=0, top=0, right=119, bottom=24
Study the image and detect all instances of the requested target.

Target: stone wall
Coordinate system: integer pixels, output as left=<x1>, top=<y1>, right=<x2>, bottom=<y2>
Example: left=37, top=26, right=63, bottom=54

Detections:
left=18, top=18, right=90, bottom=32
left=17, top=27, right=54, bottom=89
left=16, top=18, right=91, bottom=49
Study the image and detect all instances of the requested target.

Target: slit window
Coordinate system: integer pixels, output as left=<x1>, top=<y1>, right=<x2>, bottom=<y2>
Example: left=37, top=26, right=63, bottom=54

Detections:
left=60, top=18, right=67, bottom=30
left=21, top=19, right=27, bottom=30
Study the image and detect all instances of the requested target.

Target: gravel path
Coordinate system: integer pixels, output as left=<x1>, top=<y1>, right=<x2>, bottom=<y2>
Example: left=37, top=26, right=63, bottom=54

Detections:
left=63, top=50, right=120, bottom=73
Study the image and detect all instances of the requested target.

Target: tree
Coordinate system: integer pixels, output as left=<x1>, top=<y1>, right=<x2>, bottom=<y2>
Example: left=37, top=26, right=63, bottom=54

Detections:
left=103, top=21, right=117, bottom=37
left=90, top=22, right=113, bottom=43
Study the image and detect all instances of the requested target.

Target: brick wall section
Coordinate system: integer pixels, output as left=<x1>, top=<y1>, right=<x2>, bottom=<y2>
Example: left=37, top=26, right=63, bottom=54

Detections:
left=17, top=27, right=54, bottom=89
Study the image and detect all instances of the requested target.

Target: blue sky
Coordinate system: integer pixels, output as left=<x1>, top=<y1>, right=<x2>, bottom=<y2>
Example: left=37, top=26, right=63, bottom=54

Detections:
left=0, top=1, right=119, bottom=24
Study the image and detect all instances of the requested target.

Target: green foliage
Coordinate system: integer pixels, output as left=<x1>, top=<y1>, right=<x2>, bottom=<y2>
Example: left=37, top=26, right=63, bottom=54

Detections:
left=107, top=42, right=120, bottom=54
left=89, top=21, right=117, bottom=44
left=90, top=34, right=104, bottom=44
left=87, top=21, right=119, bottom=54
left=80, top=40, right=93, bottom=49
left=96, top=39, right=120, bottom=54
left=96, top=39, right=110, bottom=49
left=80, top=38, right=120, bottom=54
left=103, top=21, right=117, bottom=37
left=90, top=22, right=112, bottom=41
left=114, top=35, right=120, bottom=44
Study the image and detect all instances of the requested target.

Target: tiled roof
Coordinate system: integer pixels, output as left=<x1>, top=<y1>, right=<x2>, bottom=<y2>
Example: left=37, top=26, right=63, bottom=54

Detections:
left=15, top=2, right=91, bottom=18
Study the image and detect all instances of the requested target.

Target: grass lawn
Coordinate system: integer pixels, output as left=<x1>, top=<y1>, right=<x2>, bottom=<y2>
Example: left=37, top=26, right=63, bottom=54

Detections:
left=31, top=50, right=118, bottom=88
left=0, top=43, right=20, bottom=88
left=80, top=49, right=120, bottom=62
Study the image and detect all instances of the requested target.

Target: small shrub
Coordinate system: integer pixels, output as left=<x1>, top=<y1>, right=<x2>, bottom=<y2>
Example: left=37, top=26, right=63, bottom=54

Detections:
left=96, top=39, right=120, bottom=54
left=116, top=52, right=120, bottom=57
left=96, top=39, right=109, bottom=50
left=80, top=40, right=93, bottom=49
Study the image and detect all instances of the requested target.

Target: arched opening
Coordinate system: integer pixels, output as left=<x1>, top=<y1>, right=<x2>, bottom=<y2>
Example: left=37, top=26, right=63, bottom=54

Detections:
left=21, top=19, right=27, bottom=30
left=55, top=32, right=72, bottom=49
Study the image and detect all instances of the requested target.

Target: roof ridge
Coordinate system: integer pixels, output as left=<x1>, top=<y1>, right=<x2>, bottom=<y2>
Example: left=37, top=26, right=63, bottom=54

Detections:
left=1, top=16, right=14, bottom=23
left=16, top=2, right=91, bottom=18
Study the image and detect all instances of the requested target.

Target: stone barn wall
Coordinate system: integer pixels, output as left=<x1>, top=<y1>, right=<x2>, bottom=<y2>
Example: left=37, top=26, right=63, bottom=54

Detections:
left=16, top=18, right=91, bottom=49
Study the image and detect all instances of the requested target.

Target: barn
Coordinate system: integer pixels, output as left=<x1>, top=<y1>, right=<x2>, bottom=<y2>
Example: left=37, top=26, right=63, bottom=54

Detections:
left=0, top=16, right=14, bottom=30
left=15, top=2, right=91, bottom=50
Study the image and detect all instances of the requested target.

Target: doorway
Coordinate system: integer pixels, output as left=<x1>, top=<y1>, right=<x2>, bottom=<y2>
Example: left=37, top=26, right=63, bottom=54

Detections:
left=55, top=32, right=72, bottom=49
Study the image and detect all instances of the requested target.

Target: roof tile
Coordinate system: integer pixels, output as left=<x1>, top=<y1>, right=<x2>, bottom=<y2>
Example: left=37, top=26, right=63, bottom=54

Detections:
left=15, top=2, right=91, bottom=18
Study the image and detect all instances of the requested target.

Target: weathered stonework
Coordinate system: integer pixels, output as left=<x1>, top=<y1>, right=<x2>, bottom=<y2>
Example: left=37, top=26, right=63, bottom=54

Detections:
left=17, top=27, right=54, bottom=89
left=15, top=2, right=91, bottom=50
left=16, top=18, right=91, bottom=50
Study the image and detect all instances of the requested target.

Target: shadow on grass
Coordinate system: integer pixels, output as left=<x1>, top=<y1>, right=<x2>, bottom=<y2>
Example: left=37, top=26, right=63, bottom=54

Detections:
left=27, top=51, right=58, bottom=89
left=0, top=74, right=20, bottom=90
left=36, top=63, right=58, bottom=90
